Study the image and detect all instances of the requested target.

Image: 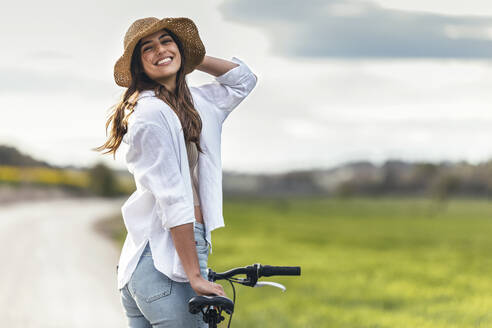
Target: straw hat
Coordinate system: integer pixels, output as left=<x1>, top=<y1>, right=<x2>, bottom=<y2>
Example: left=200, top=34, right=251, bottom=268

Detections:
left=114, top=17, right=205, bottom=87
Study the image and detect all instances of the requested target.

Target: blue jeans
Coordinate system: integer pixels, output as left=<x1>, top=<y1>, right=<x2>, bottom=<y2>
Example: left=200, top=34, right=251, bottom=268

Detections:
left=119, top=222, right=210, bottom=328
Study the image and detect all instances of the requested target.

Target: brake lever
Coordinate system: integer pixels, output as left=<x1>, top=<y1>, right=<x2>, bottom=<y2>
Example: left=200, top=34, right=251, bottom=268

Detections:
left=254, top=281, right=286, bottom=292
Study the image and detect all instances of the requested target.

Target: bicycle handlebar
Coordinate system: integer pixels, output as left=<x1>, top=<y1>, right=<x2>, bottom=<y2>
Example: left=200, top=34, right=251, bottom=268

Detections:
left=212, top=267, right=252, bottom=281
left=209, top=263, right=301, bottom=285
left=196, top=263, right=301, bottom=327
left=259, top=265, right=301, bottom=277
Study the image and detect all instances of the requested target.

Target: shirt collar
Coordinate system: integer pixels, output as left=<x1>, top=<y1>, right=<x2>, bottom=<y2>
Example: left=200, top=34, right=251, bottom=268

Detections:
left=137, top=89, right=156, bottom=100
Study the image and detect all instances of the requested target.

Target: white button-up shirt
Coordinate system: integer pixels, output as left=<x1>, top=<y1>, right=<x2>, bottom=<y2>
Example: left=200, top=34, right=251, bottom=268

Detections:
left=117, top=57, right=258, bottom=289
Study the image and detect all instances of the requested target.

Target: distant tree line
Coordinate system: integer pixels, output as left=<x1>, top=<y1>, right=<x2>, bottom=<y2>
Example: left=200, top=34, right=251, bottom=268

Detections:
left=329, top=160, right=492, bottom=200
left=222, top=160, right=492, bottom=200
left=0, top=145, right=51, bottom=167
left=87, top=162, right=134, bottom=197
left=0, top=145, right=134, bottom=198
left=4, top=144, right=492, bottom=200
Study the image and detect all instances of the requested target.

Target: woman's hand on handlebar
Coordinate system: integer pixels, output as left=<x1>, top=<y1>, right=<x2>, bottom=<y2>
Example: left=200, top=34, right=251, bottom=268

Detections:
left=190, top=276, right=226, bottom=297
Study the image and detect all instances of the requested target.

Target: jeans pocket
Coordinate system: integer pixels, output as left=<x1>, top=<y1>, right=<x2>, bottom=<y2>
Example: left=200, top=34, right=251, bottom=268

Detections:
left=132, top=258, right=173, bottom=303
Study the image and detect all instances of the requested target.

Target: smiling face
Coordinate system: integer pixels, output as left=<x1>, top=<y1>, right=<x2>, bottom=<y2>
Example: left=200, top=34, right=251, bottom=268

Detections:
left=139, top=29, right=182, bottom=89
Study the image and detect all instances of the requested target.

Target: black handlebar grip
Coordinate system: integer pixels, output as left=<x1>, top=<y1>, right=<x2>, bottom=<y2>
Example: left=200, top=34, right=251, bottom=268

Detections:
left=259, top=265, right=301, bottom=277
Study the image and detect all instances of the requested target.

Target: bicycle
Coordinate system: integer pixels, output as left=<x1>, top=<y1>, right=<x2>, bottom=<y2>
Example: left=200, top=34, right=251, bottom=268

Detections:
left=189, top=263, right=301, bottom=327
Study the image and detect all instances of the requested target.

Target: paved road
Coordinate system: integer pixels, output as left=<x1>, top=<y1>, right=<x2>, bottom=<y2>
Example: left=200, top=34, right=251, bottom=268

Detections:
left=0, top=197, right=128, bottom=327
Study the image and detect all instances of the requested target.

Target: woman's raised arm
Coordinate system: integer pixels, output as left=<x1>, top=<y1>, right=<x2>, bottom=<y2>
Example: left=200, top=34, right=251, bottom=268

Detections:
left=192, top=56, right=258, bottom=124
left=195, top=55, right=240, bottom=77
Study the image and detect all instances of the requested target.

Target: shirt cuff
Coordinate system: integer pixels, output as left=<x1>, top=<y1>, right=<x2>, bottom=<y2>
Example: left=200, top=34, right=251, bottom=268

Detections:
left=215, top=56, right=255, bottom=86
left=161, top=200, right=196, bottom=229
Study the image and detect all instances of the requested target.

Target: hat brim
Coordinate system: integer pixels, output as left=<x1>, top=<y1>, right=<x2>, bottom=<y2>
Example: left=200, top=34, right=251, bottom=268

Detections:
left=114, top=17, right=205, bottom=87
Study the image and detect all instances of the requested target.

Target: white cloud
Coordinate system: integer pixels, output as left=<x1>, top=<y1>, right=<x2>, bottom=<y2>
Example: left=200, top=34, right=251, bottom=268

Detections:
left=373, top=0, right=492, bottom=16
left=220, top=0, right=492, bottom=59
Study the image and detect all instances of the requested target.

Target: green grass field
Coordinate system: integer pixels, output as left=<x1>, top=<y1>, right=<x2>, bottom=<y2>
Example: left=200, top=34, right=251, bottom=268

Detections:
left=112, top=197, right=492, bottom=327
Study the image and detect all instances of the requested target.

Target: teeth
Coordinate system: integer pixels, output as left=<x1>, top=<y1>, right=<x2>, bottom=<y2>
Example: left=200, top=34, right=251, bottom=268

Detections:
left=157, top=57, right=172, bottom=65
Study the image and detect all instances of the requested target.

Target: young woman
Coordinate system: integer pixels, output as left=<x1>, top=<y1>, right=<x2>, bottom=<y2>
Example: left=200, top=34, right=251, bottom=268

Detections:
left=94, top=17, right=257, bottom=327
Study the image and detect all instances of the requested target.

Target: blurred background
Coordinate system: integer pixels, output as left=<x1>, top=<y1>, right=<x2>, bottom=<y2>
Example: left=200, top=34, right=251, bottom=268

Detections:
left=2, top=0, right=492, bottom=327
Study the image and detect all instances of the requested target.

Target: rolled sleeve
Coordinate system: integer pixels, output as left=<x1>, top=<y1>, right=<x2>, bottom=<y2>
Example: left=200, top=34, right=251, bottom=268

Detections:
left=126, top=121, right=195, bottom=229
left=195, top=56, right=258, bottom=123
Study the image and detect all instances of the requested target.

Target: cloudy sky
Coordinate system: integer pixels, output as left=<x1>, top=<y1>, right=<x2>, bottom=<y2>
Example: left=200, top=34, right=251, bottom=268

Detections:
left=1, top=0, right=492, bottom=173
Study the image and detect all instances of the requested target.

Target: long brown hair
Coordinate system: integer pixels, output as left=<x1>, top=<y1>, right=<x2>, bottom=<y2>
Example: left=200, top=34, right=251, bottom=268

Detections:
left=93, top=28, right=203, bottom=158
